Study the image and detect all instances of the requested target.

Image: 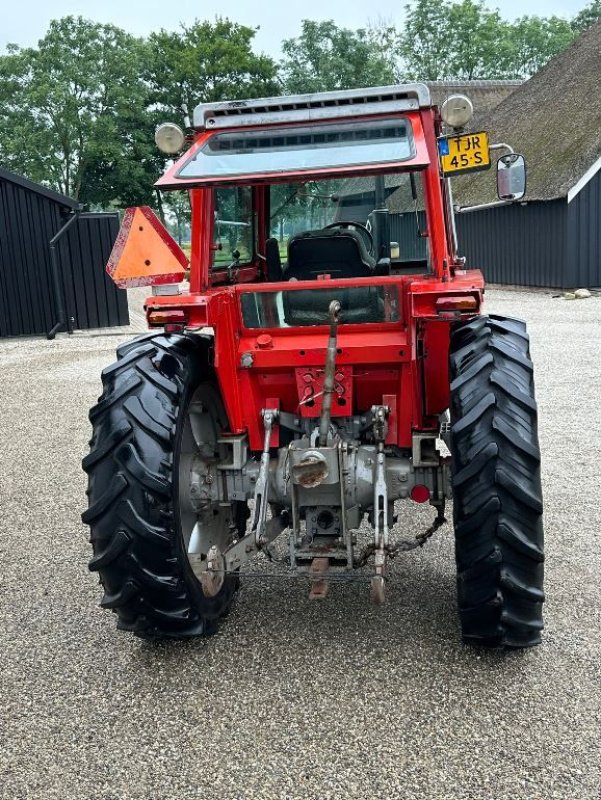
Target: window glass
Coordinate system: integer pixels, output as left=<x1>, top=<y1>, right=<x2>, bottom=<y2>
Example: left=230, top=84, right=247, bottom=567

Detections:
left=213, top=187, right=253, bottom=268
left=178, top=118, right=415, bottom=180
left=161, top=191, right=191, bottom=253
left=269, top=172, right=429, bottom=265
left=240, top=285, right=400, bottom=328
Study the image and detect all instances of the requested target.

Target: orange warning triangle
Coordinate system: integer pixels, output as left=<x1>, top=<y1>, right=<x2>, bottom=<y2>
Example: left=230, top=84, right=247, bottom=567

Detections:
left=106, top=206, right=188, bottom=288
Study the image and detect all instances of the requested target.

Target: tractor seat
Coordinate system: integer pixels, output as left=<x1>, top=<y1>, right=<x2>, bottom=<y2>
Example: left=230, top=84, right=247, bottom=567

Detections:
left=285, top=228, right=375, bottom=281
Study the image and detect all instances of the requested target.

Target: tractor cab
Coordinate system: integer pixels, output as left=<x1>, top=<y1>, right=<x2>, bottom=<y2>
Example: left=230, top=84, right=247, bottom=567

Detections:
left=153, top=85, right=449, bottom=295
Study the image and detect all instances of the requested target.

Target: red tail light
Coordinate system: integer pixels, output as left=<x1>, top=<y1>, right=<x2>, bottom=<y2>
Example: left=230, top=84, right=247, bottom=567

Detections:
left=411, top=484, right=430, bottom=503
left=147, top=308, right=188, bottom=327
left=436, top=296, right=478, bottom=313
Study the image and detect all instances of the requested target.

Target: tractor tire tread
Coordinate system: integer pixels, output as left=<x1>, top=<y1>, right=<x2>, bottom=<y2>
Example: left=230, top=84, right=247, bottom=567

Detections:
left=82, top=332, right=237, bottom=639
left=450, top=314, right=544, bottom=648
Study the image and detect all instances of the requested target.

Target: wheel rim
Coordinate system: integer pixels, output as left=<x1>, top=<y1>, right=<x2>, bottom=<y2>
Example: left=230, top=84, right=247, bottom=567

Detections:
left=178, top=383, right=235, bottom=595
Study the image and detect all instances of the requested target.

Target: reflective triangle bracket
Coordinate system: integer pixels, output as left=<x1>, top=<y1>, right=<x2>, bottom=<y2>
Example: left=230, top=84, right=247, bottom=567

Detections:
left=106, top=206, right=188, bottom=288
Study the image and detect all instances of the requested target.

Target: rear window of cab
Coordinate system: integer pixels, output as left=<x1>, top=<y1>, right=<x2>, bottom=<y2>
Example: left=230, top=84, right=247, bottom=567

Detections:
left=176, top=118, right=416, bottom=180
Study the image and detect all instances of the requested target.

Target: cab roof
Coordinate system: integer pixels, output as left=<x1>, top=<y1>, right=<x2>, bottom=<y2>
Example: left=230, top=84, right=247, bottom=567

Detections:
left=192, top=83, right=433, bottom=131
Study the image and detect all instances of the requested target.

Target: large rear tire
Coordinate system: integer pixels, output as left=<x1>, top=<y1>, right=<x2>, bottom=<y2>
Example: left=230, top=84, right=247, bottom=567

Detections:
left=449, top=315, right=544, bottom=648
left=82, top=332, right=241, bottom=639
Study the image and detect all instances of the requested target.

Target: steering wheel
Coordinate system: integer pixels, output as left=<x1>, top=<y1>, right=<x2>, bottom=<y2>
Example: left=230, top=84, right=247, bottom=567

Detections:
left=323, top=221, right=374, bottom=256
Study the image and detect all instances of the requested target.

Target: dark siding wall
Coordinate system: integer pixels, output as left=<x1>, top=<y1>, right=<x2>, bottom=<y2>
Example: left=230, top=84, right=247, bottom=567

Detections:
left=456, top=200, right=569, bottom=288
left=0, top=175, right=128, bottom=337
left=389, top=211, right=428, bottom=260
left=567, top=168, right=601, bottom=288
left=0, top=177, right=64, bottom=336
left=58, top=213, right=129, bottom=332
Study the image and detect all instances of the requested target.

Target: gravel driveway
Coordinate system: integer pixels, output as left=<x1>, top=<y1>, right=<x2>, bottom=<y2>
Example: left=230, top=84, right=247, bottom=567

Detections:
left=1, top=288, right=599, bottom=800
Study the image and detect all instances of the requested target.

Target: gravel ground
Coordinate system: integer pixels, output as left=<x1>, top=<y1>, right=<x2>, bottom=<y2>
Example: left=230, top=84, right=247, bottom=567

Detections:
left=1, top=288, right=600, bottom=800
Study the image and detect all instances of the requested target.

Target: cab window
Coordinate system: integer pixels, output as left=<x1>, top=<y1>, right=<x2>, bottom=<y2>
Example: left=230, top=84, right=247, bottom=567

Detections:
left=212, top=187, right=254, bottom=268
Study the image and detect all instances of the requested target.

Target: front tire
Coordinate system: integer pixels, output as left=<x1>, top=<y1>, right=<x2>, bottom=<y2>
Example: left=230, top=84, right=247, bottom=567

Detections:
left=82, top=332, right=240, bottom=639
left=449, top=315, right=545, bottom=648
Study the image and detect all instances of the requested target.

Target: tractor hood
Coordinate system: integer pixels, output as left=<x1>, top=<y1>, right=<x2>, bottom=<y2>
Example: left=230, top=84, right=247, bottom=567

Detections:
left=155, top=112, right=430, bottom=190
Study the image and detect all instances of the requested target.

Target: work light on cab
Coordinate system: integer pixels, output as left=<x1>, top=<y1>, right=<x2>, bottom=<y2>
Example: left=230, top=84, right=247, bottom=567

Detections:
left=155, top=122, right=185, bottom=154
left=440, top=94, right=474, bottom=129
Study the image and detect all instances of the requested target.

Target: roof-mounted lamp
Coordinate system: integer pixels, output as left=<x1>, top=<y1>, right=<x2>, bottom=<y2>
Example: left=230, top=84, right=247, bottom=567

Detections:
left=155, top=122, right=185, bottom=154
left=440, top=95, right=474, bottom=130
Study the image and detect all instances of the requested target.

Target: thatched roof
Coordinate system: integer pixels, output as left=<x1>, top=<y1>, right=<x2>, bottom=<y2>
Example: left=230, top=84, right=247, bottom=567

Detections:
left=453, top=21, right=601, bottom=206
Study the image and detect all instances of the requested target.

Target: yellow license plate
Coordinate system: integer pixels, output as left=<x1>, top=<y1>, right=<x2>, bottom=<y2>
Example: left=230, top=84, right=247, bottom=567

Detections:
left=439, top=131, right=490, bottom=176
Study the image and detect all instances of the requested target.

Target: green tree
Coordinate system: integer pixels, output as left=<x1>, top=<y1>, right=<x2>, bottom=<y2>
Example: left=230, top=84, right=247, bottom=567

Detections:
left=280, top=20, right=396, bottom=93
left=162, top=191, right=191, bottom=246
left=400, top=0, right=455, bottom=80
left=400, top=0, right=577, bottom=80
left=146, top=18, right=279, bottom=119
left=508, top=15, right=575, bottom=78
left=366, top=18, right=404, bottom=81
left=571, top=0, right=601, bottom=33
left=0, top=16, right=157, bottom=205
left=446, top=1, right=513, bottom=79
left=401, top=0, right=516, bottom=80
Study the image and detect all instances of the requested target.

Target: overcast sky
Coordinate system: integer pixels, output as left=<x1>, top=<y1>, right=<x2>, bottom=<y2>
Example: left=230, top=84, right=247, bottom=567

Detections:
left=1, top=0, right=589, bottom=57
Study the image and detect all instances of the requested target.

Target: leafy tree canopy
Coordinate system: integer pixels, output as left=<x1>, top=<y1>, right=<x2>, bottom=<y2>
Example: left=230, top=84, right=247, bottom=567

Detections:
left=508, top=15, right=575, bottom=78
left=281, top=20, right=396, bottom=93
left=0, top=16, right=157, bottom=204
left=400, top=0, right=576, bottom=81
left=571, top=0, right=601, bottom=32
left=146, top=18, right=279, bottom=118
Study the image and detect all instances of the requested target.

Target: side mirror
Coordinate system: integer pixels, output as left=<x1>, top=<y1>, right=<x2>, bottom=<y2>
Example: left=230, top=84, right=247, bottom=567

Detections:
left=497, top=153, right=526, bottom=201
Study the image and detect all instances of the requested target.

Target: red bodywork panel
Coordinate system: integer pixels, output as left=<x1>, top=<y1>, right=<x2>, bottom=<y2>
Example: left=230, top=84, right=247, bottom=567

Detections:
left=146, top=271, right=484, bottom=451
left=294, top=365, right=354, bottom=418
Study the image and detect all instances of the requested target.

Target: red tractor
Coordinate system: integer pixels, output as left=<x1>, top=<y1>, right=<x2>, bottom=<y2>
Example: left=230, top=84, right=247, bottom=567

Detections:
left=82, top=84, right=544, bottom=647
